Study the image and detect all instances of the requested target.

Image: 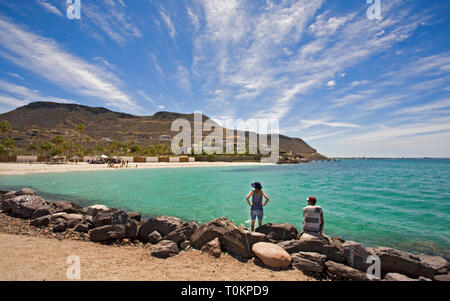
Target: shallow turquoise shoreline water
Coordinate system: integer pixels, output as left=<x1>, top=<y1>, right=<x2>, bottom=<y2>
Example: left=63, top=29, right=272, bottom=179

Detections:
left=1, top=159, right=449, bottom=257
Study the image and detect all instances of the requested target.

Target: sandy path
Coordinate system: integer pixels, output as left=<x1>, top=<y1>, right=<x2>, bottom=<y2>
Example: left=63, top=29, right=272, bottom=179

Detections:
left=0, top=234, right=312, bottom=281
left=0, top=162, right=266, bottom=176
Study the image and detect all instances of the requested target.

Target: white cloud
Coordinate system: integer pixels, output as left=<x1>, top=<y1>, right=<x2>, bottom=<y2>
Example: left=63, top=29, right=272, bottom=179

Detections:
left=37, top=0, right=64, bottom=17
left=159, top=9, right=176, bottom=39
left=0, top=16, right=141, bottom=113
left=327, top=80, right=336, bottom=87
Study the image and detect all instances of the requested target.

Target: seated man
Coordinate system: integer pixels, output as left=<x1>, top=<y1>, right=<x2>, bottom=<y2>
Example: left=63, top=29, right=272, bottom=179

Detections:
left=301, top=196, right=329, bottom=242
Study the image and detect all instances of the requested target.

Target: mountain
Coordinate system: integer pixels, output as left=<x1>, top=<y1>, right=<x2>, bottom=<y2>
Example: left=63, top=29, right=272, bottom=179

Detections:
left=0, top=102, right=327, bottom=159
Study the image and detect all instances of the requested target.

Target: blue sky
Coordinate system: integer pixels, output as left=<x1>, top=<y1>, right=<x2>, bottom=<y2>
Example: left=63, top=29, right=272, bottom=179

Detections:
left=0, top=0, right=449, bottom=157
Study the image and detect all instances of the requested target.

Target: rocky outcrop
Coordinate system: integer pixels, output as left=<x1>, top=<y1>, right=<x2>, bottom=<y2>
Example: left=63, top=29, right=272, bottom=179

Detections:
left=151, top=240, right=180, bottom=259
left=190, top=217, right=236, bottom=249
left=92, top=209, right=129, bottom=228
left=74, top=222, right=90, bottom=233
left=52, top=220, right=68, bottom=232
left=127, top=211, right=141, bottom=222
left=139, top=216, right=188, bottom=242
left=201, top=238, right=221, bottom=258
left=324, top=261, right=370, bottom=281
left=370, top=247, right=436, bottom=279
left=252, top=242, right=292, bottom=268
left=31, top=205, right=54, bottom=220
left=125, top=219, right=139, bottom=239
left=255, top=223, right=298, bottom=241
left=89, top=224, right=126, bottom=242
left=15, top=188, right=37, bottom=196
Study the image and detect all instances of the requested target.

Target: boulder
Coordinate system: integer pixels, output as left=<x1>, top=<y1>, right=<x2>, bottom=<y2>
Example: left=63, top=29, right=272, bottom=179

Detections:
left=277, top=234, right=345, bottom=263
left=151, top=240, right=180, bottom=259
left=31, top=205, right=54, bottom=220
left=325, top=261, right=370, bottom=281
left=418, top=254, right=448, bottom=275
left=86, top=204, right=109, bottom=217
left=435, top=273, right=450, bottom=281
left=139, top=216, right=188, bottom=242
left=92, top=208, right=129, bottom=228
left=74, top=222, right=90, bottom=233
left=147, top=231, right=163, bottom=244
left=255, top=223, right=298, bottom=241
left=371, top=247, right=435, bottom=279
left=384, top=273, right=417, bottom=281
left=30, top=215, right=51, bottom=227
left=201, top=238, right=222, bottom=258
left=9, top=195, right=48, bottom=218
left=127, top=211, right=141, bottom=222
left=50, top=213, right=83, bottom=226
left=291, top=252, right=327, bottom=273
left=89, top=225, right=126, bottom=242
left=125, top=219, right=139, bottom=239
left=189, top=217, right=237, bottom=249
left=252, top=242, right=292, bottom=268
left=52, top=201, right=83, bottom=214
left=166, top=222, right=198, bottom=245
left=52, top=220, right=67, bottom=232
left=342, top=241, right=372, bottom=272
left=15, top=188, right=37, bottom=196
left=221, top=228, right=269, bottom=259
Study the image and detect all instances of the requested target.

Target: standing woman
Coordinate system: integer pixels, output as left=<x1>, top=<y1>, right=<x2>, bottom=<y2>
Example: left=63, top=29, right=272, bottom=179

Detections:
left=246, top=182, right=270, bottom=232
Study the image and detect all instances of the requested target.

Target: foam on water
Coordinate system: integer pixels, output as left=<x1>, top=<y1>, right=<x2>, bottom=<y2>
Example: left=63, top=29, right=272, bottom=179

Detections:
left=1, top=159, right=449, bottom=257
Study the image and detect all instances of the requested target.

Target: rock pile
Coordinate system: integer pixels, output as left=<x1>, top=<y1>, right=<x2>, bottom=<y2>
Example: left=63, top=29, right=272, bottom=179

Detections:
left=1, top=188, right=449, bottom=281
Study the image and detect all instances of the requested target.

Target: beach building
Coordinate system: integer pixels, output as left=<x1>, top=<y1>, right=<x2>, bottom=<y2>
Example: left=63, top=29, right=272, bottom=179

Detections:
left=16, top=156, right=38, bottom=163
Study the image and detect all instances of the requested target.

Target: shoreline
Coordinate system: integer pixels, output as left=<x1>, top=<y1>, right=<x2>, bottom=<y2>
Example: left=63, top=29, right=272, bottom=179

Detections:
left=1, top=188, right=448, bottom=281
left=0, top=162, right=269, bottom=176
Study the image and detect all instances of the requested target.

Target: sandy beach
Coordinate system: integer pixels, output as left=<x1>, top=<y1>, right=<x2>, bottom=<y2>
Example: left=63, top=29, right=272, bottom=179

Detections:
left=0, top=233, right=312, bottom=281
left=0, top=162, right=266, bottom=176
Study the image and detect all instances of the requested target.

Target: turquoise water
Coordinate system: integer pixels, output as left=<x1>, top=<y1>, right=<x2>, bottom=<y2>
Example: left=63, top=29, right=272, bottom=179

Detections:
left=1, top=159, right=449, bottom=257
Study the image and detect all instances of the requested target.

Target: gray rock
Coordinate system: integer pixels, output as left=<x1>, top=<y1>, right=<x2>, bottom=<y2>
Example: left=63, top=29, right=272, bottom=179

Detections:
left=342, top=241, right=372, bottom=272
left=384, top=273, right=416, bottom=281
left=166, top=222, right=198, bottom=245
left=147, top=231, right=163, bottom=244
left=151, top=240, right=180, bottom=259
left=255, top=223, right=298, bottom=241
left=30, top=215, right=51, bottom=227
left=89, top=224, right=126, bottom=242
left=325, top=261, right=371, bottom=281
left=139, top=216, right=188, bottom=242
left=201, top=238, right=221, bottom=258
left=371, top=247, right=435, bottom=279
left=418, top=254, right=448, bottom=275
left=9, top=195, right=48, bottom=218
left=52, top=201, right=83, bottom=214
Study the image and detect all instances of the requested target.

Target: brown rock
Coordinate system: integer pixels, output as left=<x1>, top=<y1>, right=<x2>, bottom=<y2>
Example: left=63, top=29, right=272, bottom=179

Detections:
left=325, top=261, right=371, bottom=281
left=151, top=240, right=180, bottom=259
left=139, top=216, right=188, bottom=241
left=255, top=223, right=298, bottom=241
left=189, top=217, right=237, bottom=249
left=89, top=224, right=126, bottom=242
left=252, top=242, right=292, bottom=268
left=201, top=238, right=221, bottom=258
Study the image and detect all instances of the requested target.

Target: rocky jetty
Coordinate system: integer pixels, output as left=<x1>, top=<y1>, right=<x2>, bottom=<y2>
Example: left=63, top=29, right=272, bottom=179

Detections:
left=1, top=188, right=449, bottom=281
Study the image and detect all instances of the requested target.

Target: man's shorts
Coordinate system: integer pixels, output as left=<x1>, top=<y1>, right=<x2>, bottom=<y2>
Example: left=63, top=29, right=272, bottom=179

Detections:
left=250, top=210, right=263, bottom=221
